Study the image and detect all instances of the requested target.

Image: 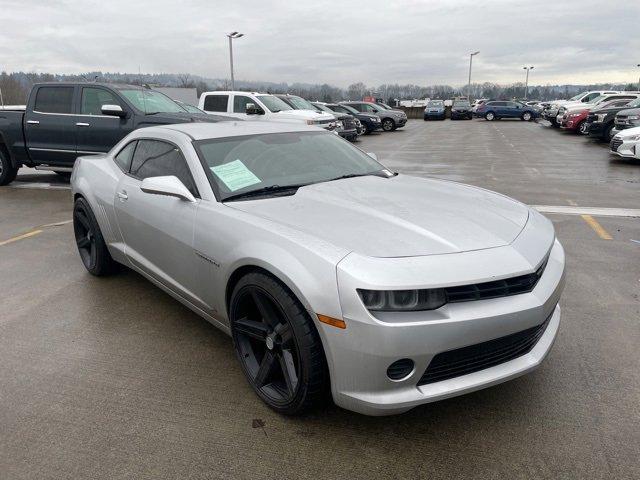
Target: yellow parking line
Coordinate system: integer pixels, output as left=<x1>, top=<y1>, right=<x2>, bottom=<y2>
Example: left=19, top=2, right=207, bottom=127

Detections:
left=0, top=229, right=43, bottom=247
left=580, top=215, right=612, bottom=240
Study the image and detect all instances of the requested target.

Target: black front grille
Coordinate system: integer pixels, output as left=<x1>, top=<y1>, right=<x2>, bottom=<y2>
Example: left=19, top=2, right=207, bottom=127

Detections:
left=343, top=117, right=355, bottom=130
left=610, top=137, right=623, bottom=152
left=417, top=315, right=551, bottom=386
left=586, top=113, right=597, bottom=123
left=444, top=261, right=546, bottom=304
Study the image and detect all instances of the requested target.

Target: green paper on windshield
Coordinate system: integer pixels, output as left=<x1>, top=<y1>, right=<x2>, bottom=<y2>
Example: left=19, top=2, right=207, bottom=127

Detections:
left=211, top=159, right=261, bottom=192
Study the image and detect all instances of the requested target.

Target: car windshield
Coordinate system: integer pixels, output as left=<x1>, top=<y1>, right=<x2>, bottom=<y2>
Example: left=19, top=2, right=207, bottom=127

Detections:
left=569, top=93, right=585, bottom=101
left=119, top=89, right=186, bottom=114
left=256, top=95, right=292, bottom=113
left=590, top=95, right=609, bottom=104
left=334, top=104, right=359, bottom=115
left=428, top=100, right=444, bottom=107
left=454, top=101, right=470, bottom=107
left=626, top=98, right=640, bottom=108
left=377, top=102, right=392, bottom=109
left=286, top=96, right=316, bottom=110
left=195, top=131, right=387, bottom=201
left=181, top=103, right=204, bottom=113
left=313, top=103, right=333, bottom=113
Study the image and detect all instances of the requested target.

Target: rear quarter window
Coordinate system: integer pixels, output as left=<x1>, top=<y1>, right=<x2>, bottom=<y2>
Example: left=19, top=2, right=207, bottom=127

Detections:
left=34, top=86, right=74, bottom=114
left=203, top=95, right=229, bottom=112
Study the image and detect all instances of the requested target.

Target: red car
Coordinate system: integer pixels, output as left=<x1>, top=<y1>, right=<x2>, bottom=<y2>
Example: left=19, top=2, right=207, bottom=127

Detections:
left=560, top=109, right=589, bottom=134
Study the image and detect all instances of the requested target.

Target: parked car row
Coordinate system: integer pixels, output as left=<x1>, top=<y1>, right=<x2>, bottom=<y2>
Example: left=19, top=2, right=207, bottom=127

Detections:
left=197, top=90, right=407, bottom=137
left=423, top=98, right=540, bottom=122
left=0, top=82, right=410, bottom=186
left=540, top=90, right=640, bottom=161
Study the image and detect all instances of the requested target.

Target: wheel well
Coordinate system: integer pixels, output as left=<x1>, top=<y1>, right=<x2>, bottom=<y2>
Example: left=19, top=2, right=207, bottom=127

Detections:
left=225, top=265, right=280, bottom=315
left=73, top=193, right=84, bottom=201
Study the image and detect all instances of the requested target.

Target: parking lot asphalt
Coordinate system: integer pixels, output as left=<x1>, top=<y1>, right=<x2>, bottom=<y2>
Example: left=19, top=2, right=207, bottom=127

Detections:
left=1, top=119, right=639, bottom=479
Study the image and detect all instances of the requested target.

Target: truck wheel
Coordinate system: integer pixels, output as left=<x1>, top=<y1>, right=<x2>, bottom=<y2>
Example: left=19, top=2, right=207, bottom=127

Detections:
left=485, top=112, right=495, bottom=121
left=382, top=118, right=396, bottom=131
left=0, top=149, right=19, bottom=186
left=73, top=197, right=119, bottom=276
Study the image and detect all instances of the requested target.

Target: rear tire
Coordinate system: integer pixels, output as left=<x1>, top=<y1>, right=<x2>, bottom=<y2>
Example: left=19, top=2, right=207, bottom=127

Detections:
left=522, top=112, right=532, bottom=121
left=230, top=272, right=329, bottom=415
left=0, top=149, right=19, bottom=186
left=485, top=112, right=496, bottom=121
left=73, top=197, right=118, bottom=276
left=382, top=118, right=395, bottom=131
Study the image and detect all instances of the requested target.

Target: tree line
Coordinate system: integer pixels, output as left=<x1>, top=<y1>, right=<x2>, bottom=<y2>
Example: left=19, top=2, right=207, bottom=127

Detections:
left=1, top=71, right=637, bottom=105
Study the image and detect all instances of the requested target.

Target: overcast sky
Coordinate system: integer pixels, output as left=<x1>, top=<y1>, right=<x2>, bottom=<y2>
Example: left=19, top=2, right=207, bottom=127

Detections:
left=2, top=0, right=639, bottom=87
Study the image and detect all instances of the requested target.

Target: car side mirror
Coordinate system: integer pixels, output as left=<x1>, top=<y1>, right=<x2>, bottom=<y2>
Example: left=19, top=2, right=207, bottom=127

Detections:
left=140, top=176, right=196, bottom=203
left=367, top=152, right=378, bottom=161
left=246, top=103, right=264, bottom=115
left=101, top=104, right=126, bottom=117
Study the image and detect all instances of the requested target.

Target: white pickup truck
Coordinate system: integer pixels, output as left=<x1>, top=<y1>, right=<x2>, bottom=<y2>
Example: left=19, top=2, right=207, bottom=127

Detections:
left=198, top=91, right=336, bottom=129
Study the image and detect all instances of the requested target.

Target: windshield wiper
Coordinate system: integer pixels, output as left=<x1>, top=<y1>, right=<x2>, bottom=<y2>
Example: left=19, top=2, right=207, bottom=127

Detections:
left=222, top=184, right=307, bottom=202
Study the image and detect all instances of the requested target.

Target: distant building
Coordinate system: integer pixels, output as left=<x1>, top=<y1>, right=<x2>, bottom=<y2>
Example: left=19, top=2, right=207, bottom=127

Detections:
left=153, top=87, right=198, bottom=106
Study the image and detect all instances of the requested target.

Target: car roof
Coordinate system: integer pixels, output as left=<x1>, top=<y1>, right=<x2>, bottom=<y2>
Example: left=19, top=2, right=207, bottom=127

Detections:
left=143, top=121, right=320, bottom=140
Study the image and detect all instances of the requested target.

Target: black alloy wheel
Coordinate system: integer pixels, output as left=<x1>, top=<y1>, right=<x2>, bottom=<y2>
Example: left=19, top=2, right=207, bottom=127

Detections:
left=73, top=197, right=118, bottom=276
left=382, top=118, right=395, bottom=131
left=230, top=272, right=327, bottom=414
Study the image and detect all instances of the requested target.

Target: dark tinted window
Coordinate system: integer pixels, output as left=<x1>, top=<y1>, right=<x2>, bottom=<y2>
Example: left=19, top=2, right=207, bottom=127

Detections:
left=489, top=101, right=505, bottom=107
left=114, top=141, right=137, bottom=172
left=203, top=95, right=228, bottom=112
left=347, top=103, right=364, bottom=112
left=34, top=86, right=74, bottom=114
left=233, top=95, right=253, bottom=113
left=130, top=140, right=197, bottom=196
left=81, top=87, right=121, bottom=115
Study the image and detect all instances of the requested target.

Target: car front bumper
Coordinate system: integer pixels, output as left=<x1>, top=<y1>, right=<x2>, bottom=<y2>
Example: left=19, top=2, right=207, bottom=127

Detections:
left=610, top=136, right=639, bottom=158
left=587, top=121, right=607, bottom=137
left=323, top=219, right=565, bottom=416
left=424, top=111, right=445, bottom=119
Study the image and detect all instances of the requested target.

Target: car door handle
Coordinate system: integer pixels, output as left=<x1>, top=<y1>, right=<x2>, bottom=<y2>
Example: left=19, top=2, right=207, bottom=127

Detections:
left=27, top=120, right=40, bottom=125
left=76, top=122, right=90, bottom=127
left=117, top=190, right=128, bottom=201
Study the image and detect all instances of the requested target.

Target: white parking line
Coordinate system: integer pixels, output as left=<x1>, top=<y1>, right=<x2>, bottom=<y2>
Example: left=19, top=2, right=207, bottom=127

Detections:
left=533, top=205, right=640, bottom=218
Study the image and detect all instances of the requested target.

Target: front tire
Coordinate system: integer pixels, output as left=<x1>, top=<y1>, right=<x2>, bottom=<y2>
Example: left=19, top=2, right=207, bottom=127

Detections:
left=382, top=118, right=395, bottom=131
left=73, top=197, right=118, bottom=276
left=485, top=111, right=496, bottom=121
left=604, top=124, right=614, bottom=142
left=577, top=120, right=588, bottom=135
left=0, top=149, right=18, bottom=186
left=230, top=272, right=328, bottom=415
left=522, top=112, right=532, bottom=121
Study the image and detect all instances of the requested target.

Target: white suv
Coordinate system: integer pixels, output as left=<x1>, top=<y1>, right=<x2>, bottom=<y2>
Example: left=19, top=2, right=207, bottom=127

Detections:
left=198, top=91, right=336, bottom=128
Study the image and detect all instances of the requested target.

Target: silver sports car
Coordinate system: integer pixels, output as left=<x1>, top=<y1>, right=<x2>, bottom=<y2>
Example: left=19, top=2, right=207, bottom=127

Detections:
left=71, top=122, right=565, bottom=416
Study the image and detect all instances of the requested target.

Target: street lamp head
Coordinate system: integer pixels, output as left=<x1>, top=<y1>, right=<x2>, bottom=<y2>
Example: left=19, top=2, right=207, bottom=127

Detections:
left=227, top=32, right=244, bottom=38
left=471, top=51, right=480, bottom=56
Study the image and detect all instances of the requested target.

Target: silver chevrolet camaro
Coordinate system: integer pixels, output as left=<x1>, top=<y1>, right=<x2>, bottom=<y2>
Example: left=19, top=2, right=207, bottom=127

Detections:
left=71, top=122, right=565, bottom=416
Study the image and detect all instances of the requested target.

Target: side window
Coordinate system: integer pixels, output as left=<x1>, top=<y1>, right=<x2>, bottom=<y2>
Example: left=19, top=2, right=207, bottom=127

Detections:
left=364, top=104, right=377, bottom=113
left=130, top=140, right=197, bottom=196
left=114, top=141, right=137, bottom=173
left=349, top=104, right=364, bottom=112
left=81, top=87, right=121, bottom=115
left=233, top=95, right=253, bottom=113
left=583, top=93, right=599, bottom=102
left=333, top=106, right=348, bottom=114
left=34, top=86, right=74, bottom=114
left=203, top=95, right=229, bottom=112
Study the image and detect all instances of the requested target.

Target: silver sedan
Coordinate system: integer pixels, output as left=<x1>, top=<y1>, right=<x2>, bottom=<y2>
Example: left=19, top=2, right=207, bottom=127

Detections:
left=71, top=122, right=565, bottom=416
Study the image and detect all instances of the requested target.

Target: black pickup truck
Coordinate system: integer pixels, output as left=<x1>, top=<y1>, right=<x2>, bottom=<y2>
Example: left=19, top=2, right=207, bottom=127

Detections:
left=0, top=82, right=229, bottom=185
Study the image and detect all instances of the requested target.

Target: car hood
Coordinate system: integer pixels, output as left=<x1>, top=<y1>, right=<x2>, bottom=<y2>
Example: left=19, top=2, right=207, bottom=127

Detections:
left=274, top=109, right=334, bottom=121
left=228, top=175, right=530, bottom=258
left=615, top=125, right=640, bottom=138
left=617, top=107, right=640, bottom=116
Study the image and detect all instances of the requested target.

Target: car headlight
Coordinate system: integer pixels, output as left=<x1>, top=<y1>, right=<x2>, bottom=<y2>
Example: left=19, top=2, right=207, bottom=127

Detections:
left=627, top=115, right=640, bottom=121
left=569, top=113, right=582, bottom=118
left=306, top=119, right=321, bottom=125
left=336, top=120, right=344, bottom=129
left=358, top=288, right=446, bottom=312
left=596, top=113, right=607, bottom=122
left=627, top=134, right=640, bottom=141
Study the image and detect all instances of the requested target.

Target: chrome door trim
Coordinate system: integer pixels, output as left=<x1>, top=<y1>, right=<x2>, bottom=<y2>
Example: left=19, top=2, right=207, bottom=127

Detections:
left=26, top=120, right=40, bottom=124
left=76, top=122, right=90, bottom=127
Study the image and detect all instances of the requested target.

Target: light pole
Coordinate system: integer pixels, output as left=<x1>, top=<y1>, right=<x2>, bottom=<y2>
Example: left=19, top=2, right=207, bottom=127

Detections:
left=467, top=51, right=480, bottom=100
left=523, top=66, right=534, bottom=100
left=226, top=32, right=244, bottom=90
left=637, top=64, right=640, bottom=90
